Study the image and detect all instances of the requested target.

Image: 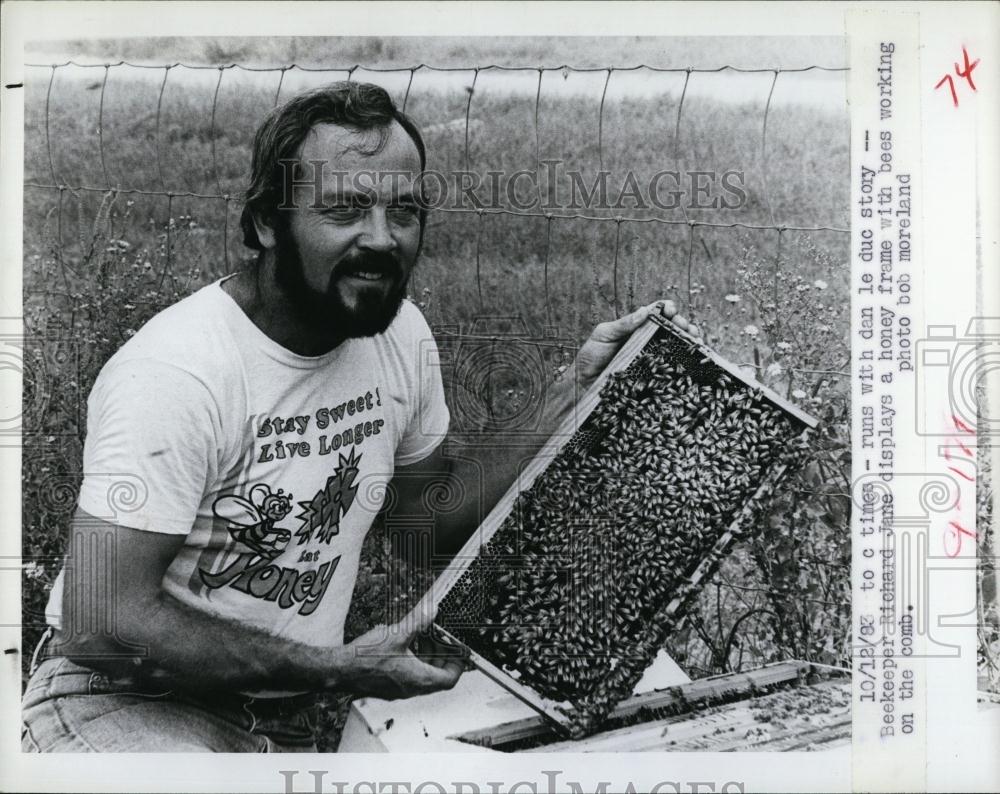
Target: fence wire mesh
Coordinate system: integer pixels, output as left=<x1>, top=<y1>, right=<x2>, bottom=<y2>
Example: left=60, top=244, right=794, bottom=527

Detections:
left=25, top=60, right=849, bottom=321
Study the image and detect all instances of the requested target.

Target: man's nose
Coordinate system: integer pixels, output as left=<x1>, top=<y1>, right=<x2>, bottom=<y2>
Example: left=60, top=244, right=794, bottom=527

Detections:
left=357, top=208, right=397, bottom=252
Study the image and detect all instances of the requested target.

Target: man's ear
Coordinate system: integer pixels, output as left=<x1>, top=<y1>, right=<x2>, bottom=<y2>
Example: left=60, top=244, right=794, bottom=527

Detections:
left=251, top=211, right=278, bottom=250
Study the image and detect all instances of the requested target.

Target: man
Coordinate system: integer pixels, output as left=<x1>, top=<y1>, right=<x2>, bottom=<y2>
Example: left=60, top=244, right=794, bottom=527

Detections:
left=21, top=82, right=694, bottom=752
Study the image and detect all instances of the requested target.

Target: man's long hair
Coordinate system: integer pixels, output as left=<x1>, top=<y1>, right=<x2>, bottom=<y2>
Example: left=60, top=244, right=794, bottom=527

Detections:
left=240, top=81, right=427, bottom=252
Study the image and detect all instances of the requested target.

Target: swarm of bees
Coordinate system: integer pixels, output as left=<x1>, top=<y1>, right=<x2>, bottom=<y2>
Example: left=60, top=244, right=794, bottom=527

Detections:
left=437, top=323, right=814, bottom=736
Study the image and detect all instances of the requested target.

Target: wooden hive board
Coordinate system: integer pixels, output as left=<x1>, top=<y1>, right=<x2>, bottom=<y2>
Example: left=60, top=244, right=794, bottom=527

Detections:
left=447, top=661, right=850, bottom=752
left=422, top=314, right=819, bottom=736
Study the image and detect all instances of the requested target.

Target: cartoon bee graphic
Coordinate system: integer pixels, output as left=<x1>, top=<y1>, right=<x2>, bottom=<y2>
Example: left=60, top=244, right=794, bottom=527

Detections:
left=212, top=484, right=293, bottom=559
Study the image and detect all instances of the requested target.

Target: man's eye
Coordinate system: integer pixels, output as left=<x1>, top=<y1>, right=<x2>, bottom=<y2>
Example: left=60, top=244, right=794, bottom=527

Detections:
left=324, top=206, right=362, bottom=219
left=388, top=205, right=420, bottom=222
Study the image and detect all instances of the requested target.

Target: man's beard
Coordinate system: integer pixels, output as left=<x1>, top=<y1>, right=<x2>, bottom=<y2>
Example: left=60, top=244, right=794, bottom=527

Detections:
left=273, top=226, right=412, bottom=339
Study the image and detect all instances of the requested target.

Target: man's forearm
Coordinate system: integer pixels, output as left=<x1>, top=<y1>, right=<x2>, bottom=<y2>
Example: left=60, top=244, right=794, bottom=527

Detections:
left=62, top=589, right=355, bottom=694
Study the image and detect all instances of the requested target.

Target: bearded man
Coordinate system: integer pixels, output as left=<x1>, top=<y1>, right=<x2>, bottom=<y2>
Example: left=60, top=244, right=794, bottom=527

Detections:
left=21, top=81, right=687, bottom=752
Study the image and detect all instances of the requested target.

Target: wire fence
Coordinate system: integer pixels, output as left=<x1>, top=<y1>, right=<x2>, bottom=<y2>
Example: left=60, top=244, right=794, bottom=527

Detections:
left=24, top=60, right=850, bottom=323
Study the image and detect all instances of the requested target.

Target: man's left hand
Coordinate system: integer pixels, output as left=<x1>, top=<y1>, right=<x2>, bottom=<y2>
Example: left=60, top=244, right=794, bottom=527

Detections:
left=571, top=299, right=701, bottom=392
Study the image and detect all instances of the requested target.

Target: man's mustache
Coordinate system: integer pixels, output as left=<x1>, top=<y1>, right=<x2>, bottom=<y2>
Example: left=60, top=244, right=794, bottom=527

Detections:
left=332, top=251, right=403, bottom=281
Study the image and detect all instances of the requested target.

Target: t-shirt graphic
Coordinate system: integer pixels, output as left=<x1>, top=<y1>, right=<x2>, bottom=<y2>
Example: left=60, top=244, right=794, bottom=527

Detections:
left=47, top=279, right=449, bottom=657
left=213, top=482, right=296, bottom=559
left=199, top=448, right=363, bottom=617
left=294, top=446, right=361, bottom=545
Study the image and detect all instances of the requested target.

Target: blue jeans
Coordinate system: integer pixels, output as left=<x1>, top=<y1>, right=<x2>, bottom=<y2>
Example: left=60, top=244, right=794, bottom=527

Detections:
left=21, top=655, right=319, bottom=752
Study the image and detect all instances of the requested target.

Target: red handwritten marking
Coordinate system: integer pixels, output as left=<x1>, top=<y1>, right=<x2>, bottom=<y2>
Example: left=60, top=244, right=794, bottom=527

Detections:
left=952, top=414, right=975, bottom=435
left=944, top=451, right=976, bottom=481
left=945, top=520, right=976, bottom=558
left=935, top=47, right=981, bottom=108
left=955, top=46, right=981, bottom=90
left=940, top=414, right=977, bottom=556
left=943, top=440, right=974, bottom=459
left=935, top=74, right=959, bottom=107
left=948, top=465, right=975, bottom=482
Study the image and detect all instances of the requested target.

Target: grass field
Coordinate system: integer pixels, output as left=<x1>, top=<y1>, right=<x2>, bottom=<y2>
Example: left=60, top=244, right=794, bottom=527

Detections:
left=22, top=41, right=855, bottom=747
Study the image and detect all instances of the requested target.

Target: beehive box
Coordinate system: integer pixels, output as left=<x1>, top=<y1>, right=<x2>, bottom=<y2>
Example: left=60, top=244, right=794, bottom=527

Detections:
left=341, top=661, right=852, bottom=753
left=449, top=661, right=851, bottom=752
left=427, top=313, right=818, bottom=737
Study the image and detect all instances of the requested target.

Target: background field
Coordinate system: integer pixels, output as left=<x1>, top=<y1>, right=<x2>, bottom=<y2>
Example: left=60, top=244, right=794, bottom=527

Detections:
left=21, top=36, right=858, bottom=747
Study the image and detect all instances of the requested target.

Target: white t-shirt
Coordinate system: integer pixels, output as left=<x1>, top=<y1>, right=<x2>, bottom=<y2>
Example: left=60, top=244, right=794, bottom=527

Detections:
left=48, top=279, right=449, bottom=650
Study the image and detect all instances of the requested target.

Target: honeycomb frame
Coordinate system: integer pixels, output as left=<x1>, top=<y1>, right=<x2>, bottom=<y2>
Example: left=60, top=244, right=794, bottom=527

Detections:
left=425, top=313, right=819, bottom=736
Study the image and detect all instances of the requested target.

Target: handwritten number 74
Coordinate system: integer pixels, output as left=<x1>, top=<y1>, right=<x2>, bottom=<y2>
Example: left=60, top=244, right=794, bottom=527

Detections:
left=935, top=46, right=981, bottom=108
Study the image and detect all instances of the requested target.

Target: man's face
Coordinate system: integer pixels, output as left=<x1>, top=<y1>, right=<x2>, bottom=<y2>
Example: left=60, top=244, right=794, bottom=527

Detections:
left=269, top=120, right=423, bottom=338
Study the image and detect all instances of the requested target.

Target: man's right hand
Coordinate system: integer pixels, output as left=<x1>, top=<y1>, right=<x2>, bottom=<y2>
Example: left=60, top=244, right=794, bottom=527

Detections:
left=338, top=603, right=465, bottom=700
left=58, top=512, right=464, bottom=699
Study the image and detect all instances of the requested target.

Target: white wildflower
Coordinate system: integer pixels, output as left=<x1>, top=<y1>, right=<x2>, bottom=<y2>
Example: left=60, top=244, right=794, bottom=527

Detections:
left=724, top=294, right=741, bottom=303
left=792, top=388, right=807, bottom=399
left=766, top=362, right=783, bottom=377
left=23, top=561, right=46, bottom=580
left=743, top=324, right=760, bottom=337
left=814, top=279, right=828, bottom=290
